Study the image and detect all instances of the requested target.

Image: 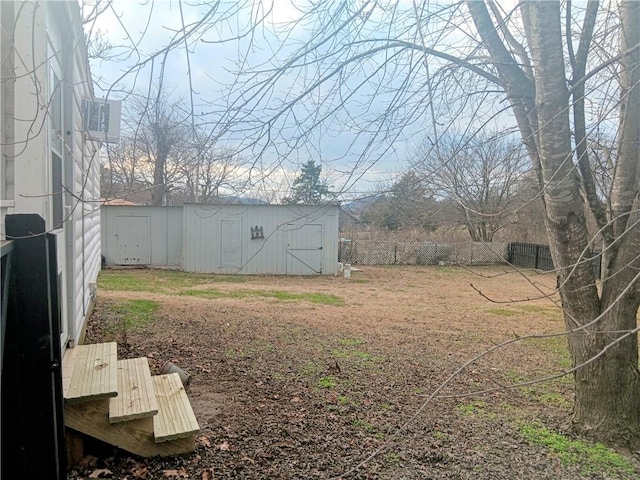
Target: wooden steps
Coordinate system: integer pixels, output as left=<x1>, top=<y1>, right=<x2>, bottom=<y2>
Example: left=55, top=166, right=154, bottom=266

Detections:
left=153, top=374, right=200, bottom=442
left=62, top=343, right=199, bottom=458
left=109, top=358, right=158, bottom=423
left=63, top=342, right=118, bottom=403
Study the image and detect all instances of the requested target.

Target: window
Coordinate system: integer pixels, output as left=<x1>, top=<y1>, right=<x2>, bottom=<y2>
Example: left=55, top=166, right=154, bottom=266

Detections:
left=52, top=151, right=63, bottom=229
left=50, top=69, right=63, bottom=156
left=50, top=65, right=64, bottom=229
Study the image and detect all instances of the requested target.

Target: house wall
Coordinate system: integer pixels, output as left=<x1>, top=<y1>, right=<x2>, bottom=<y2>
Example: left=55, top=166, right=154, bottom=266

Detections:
left=101, top=206, right=183, bottom=266
left=0, top=1, right=101, bottom=346
left=183, top=204, right=340, bottom=275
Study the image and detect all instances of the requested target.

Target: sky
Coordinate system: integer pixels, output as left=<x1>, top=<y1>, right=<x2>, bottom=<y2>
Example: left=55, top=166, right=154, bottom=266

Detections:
left=84, top=0, right=518, bottom=202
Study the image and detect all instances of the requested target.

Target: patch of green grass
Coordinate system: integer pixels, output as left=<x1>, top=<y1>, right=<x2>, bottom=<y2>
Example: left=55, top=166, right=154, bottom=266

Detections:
left=537, top=392, right=571, bottom=407
left=101, top=299, right=160, bottom=344
left=331, top=349, right=378, bottom=362
left=518, top=304, right=561, bottom=318
left=318, top=376, right=337, bottom=388
left=351, top=279, right=369, bottom=284
left=538, top=337, right=572, bottom=370
left=433, top=431, right=449, bottom=441
left=354, top=351, right=372, bottom=360
left=487, top=308, right=518, bottom=317
left=98, top=272, right=150, bottom=292
left=505, top=370, right=572, bottom=407
left=105, top=299, right=159, bottom=331
left=352, top=419, right=375, bottom=432
left=385, top=452, right=400, bottom=465
left=332, top=338, right=383, bottom=366
left=225, top=347, right=244, bottom=358
left=456, top=401, right=486, bottom=417
left=519, top=423, right=636, bottom=476
left=297, top=361, right=319, bottom=377
left=98, top=270, right=245, bottom=292
left=180, top=288, right=344, bottom=305
left=180, top=288, right=229, bottom=299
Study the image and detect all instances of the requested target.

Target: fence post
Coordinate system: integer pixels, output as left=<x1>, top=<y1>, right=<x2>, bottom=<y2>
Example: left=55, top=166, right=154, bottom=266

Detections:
left=534, top=244, right=540, bottom=270
left=394, top=244, right=397, bottom=264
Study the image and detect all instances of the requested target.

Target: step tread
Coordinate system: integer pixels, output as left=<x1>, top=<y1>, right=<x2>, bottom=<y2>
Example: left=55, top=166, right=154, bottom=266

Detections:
left=109, top=358, right=158, bottom=423
left=62, top=346, right=79, bottom=395
left=152, top=373, right=199, bottom=443
left=64, top=342, right=118, bottom=403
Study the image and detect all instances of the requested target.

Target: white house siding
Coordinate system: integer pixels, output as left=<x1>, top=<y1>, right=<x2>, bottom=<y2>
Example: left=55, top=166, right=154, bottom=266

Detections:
left=0, top=2, right=16, bottom=215
left=183, top=204, right=340, bottom=275
left=0, top=1, right=100, bottom=346
left=101, top=206, right=183, bottom=266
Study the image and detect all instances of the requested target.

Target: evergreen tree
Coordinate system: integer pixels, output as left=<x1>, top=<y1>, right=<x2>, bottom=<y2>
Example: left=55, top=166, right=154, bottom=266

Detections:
left=284, top=160, right=332, bottom=204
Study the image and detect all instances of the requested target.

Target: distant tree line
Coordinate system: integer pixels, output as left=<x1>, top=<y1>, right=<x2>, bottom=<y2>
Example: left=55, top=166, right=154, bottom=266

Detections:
left=356, top=133, right=546, bottom=242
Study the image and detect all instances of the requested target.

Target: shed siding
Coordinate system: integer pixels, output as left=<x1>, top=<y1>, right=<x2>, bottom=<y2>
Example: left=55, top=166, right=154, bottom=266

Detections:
left=101, top=206, right=183, bottom=266
left=183, top=204, right=339, bottom=275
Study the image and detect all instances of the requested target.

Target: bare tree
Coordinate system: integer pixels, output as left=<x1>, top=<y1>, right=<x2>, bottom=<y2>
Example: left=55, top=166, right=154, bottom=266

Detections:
left=179, top=141, right=245, bottom=204
left=126, top=91, right=191, bottom=206
left=362, top=170, right=438, bottom=232
left=214, top=0, right=640, bottom=449
left=104, top=91, right=246, bottom=205
left=415, top=133, right=529, bottom=242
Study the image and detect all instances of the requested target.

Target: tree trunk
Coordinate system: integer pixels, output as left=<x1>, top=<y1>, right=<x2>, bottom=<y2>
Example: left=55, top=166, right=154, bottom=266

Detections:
left=151, top=124, right=169, bottom=206
left=524, top=1, right=640, bottom=450
left=466, top=0, right=640, bottom=449
left=570, top=286, right=640, bottom=448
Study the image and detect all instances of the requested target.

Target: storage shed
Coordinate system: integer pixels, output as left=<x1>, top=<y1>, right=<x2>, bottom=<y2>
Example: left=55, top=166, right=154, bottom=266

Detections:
left=101, top=205, right=183, bottom=266
left=184, top=204, right=339, bottom=275
left=101, top=204, right=340, bottom=275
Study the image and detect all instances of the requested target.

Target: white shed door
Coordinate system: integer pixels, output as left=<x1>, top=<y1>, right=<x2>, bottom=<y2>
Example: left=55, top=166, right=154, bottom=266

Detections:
left=220, top=219, right=242, bottom=272
left=287, top=224, right=323, bottom=275
left=114, top=215, right=150, bottom=265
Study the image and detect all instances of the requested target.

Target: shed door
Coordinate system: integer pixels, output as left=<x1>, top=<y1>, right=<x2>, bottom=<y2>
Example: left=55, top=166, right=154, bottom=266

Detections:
left=113, top=215, right=150, bottom=265
left=287, top=224, right=323, bottom=275
left=220, top=219, right=242, bottom=272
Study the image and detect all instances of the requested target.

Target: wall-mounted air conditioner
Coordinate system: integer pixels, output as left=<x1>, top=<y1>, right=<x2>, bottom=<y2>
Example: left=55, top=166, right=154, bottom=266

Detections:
left=82, top=98, right=121, bottom=143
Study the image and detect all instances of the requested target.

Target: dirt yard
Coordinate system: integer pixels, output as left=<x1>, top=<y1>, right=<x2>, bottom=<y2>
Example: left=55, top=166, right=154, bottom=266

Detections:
left=71, top=265, right=640, bottom=479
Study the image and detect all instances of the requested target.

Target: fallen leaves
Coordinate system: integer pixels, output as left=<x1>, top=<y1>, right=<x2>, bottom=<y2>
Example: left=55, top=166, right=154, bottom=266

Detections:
left=201, top=467, right=215, bottom=480
left=88, top=469, right=113, bottom=478
left=163, top=467, right=189, bottom=478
